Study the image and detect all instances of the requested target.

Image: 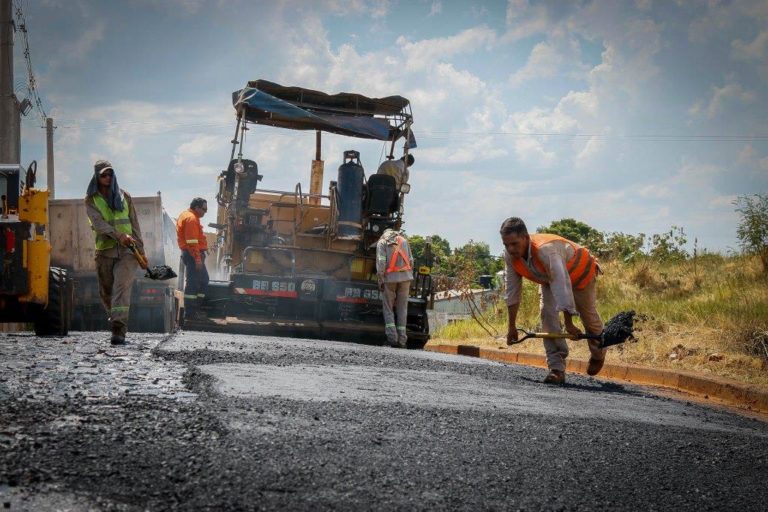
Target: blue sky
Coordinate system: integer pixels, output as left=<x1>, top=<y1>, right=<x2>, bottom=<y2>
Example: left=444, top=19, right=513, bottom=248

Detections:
left=12, top=0, right=768, bottom=255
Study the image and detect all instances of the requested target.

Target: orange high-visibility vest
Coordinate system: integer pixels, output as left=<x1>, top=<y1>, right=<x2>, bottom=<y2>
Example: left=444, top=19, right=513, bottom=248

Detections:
left=176, top=209, right=208, bottom=262
left=511, top=234, right=598, bottom=290
left=386, top=236, right=413, bottom=273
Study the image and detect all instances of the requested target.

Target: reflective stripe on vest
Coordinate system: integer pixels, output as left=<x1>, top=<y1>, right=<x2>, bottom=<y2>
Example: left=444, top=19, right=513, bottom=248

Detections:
left=386, top=236, right=413, bottom=273
left=91, top=194, right=132, bottom=251
left=511, top=234, right=598, bottom=290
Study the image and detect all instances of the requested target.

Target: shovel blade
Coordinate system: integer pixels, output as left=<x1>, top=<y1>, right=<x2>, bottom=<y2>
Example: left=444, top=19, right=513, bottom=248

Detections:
left=599, top=310, right=637, bottom=348
left=145, top=265, right=178, bottom=281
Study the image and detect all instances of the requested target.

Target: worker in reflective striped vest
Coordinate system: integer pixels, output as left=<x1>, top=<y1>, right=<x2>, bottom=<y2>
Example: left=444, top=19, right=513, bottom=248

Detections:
left=500, top=217, right=606, bottom=384
left=376, top=228, right=414, bottom=348
left=85, top=160, right=145, bottom=345
left=176, top=198, right=209, bottom=320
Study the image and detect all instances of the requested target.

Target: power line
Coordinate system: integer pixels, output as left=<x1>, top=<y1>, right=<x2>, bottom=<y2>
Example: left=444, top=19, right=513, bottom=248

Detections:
left=14, top=0, right=47, bottom=125
left=417, top=131, right=768, bottom=142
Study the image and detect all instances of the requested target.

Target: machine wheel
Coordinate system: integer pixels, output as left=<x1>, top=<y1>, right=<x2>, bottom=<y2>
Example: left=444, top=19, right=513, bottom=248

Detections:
left=34, top=267, right=72, bottom=336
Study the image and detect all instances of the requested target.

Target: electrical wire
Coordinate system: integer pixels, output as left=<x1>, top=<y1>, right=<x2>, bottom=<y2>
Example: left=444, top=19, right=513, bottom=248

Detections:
left=13, top=0, right=48, bottom=125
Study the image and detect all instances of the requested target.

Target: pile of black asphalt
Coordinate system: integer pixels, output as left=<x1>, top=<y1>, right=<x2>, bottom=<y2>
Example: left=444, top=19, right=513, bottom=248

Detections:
left=1, top=330, right=767, bottom=511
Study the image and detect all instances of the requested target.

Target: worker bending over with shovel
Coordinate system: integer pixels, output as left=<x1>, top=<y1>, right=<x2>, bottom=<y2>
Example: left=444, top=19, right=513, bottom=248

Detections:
left=176, top=198, right=209, bottom=321
left=85, top=160, right=145, bottom=345
left=500, top=217, right=606, bottom=384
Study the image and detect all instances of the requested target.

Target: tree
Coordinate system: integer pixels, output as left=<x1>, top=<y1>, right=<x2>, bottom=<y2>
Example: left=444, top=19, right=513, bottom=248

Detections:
left=453, top=240, right=496, bottom=276
left=601, top=231, right=646, bottom=262
left=647, top=226, right=688, bottom=262
left=407, top=234, right=451, bottom=269
left=734, top=194, right=768, bottom=273
left=536, top=218, right=604, bottom=254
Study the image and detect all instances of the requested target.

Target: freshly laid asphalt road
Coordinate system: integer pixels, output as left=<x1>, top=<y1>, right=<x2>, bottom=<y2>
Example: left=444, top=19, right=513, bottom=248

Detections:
left=1, top=330, right=767, bottom=511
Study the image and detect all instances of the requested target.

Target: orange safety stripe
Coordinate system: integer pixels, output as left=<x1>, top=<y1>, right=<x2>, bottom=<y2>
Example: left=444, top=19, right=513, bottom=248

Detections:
left=511, top=234, right=598, bottom=290
left=386, top=236, right=413, bottom=273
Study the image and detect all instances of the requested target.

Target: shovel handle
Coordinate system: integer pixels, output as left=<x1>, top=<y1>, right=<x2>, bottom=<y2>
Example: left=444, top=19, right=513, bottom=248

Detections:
left=511, top=328, right=602, bottom=344
left=129, top=244, right=149, bottom=270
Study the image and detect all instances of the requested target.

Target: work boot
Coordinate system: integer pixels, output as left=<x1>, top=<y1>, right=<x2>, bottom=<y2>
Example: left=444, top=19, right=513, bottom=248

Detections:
left=587, top=357, right=605, bottom=376
left=543, top=369, right=565, bottom=384
left=587, top=339, right=607, bottom=376
left=397, top=336, right=408, bottom=349
left=110, top=322, right=126, bottom=345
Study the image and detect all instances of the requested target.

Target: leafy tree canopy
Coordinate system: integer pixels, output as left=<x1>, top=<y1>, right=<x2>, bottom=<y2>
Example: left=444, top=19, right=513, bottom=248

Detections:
left=536, top=218, right=604, bottom=253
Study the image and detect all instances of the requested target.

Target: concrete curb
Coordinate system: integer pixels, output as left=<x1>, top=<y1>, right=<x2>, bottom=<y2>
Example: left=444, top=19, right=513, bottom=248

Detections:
left=425, top=344, right=768, bottom=415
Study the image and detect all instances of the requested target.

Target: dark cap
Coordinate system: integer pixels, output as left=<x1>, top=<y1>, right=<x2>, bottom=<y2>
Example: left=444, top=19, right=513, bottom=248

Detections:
left=94, top=159, right=114, bottom=175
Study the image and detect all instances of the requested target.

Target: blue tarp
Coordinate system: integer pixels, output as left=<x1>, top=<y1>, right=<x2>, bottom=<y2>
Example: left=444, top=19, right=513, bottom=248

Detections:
left=232, top=81, right=416, bottom=147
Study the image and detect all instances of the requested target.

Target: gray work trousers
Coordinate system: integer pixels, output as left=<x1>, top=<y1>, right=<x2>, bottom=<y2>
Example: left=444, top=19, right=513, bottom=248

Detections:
left=540, top=278, right=606, bottom=371
left=96, top=251, right=138, bottom=334
left=382, top=281, right=410, bottom=346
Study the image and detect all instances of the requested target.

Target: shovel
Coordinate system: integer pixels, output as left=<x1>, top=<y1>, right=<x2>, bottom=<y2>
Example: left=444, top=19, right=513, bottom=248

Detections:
left=128, top=243, right=177, bottom=281
left=509, top=310, right=637, bottom=349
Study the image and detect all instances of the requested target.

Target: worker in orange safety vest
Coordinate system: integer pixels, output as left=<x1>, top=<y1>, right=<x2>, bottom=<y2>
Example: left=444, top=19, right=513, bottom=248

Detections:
left=176, top=198, right=209, bottom=320
left=500, top=217, right=605, bottom=384
left=376, top=228, right=414, bottom=348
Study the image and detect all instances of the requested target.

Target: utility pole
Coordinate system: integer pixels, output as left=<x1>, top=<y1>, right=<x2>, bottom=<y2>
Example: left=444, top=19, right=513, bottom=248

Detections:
left=0, top=0, right=20, bottom=165
left=46, top=117, right=54, bottom=197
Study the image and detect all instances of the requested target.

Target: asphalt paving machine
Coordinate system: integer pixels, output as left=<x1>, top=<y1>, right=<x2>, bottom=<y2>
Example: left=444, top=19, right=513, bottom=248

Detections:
left=0, top=161, right=73, bottom=334
left=185, top=80, right=433, bottom=347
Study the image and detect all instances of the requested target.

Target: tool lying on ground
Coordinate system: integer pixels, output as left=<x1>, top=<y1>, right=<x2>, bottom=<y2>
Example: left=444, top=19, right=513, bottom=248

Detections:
left=509, top=310, right=638, bottom=348
left=128, top=243, right=177, bottom=281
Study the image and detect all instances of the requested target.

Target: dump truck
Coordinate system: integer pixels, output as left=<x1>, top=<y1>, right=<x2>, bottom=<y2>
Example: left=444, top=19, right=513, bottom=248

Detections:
left=48, top=193, right=182, bottom=333
left=0, top=162, right=73, bottom=334
left=184, top=80, right=434, bottom=347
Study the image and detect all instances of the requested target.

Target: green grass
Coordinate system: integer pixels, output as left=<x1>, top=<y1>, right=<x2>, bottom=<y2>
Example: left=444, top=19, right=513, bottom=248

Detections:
left=430, top=254, right=768, bottom=387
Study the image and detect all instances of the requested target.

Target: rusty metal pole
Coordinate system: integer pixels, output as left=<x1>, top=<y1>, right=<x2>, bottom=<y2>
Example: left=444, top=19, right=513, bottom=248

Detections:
left=309, top=130, right=323, bottom=205
left=0, top=0, right=20, bottom=165
left=46, top=117, right=54, bottom=197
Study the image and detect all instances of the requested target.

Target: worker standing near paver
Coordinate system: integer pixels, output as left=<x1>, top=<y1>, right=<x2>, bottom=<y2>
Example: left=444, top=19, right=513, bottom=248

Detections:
left=500, top=217, right=605, bottom=384
left=85, top=160, right=145, bottom=345
left=376, top=228, right=414, bottom=347
left=176, top=198, right=209, bottom=321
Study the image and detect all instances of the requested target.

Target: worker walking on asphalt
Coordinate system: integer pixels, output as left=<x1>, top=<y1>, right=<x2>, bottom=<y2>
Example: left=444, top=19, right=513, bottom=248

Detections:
left=376, top=228, right=414, bottom=348
left=85, top=160, right=145, bottom=345
left=500, top=217, right=606, bottom=384
left=176, top=198, right=209, bottom=321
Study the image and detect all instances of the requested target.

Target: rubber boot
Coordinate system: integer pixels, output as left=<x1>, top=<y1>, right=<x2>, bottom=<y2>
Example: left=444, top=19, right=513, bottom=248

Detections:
left=110, top=321, right=126, bottom=345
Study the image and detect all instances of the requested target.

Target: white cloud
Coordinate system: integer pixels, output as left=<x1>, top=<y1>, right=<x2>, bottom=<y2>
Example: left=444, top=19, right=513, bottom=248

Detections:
left=509, top=41, right=562, bottom=87
left=709, top=195, right=739, bottom=208
left=429, top=1, right=442, bottom=17
left=574, top=136, right=605, bottom=169
left=503, top=0, right=549, bottom=42
left=675, top=162, right=722, bottom=184
left=397, top=26, right=496, bottom=71
left=731, top=30, right=768, bottom=61
left=636, top=184, right=672, bottom=199
left=696, top=82, right=757, bottom=118
left=737, top=144, right=768, bottom=172
left=505, top=106, right=579, bottom=135
left=56, top=21, right=105, bottom=64
left=172, top=134, right=221, bottom=175
left=558, top=90, right=598, bottom=117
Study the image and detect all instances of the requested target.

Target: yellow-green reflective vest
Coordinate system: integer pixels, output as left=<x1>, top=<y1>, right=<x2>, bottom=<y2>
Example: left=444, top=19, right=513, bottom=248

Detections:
left=91, top=193, right=133, bottom=251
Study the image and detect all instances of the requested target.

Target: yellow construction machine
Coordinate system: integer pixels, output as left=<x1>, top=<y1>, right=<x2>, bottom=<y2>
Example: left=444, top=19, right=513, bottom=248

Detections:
left=184, top=80, right=434, bottom=347
left=0, top=161, right=73, bottom=334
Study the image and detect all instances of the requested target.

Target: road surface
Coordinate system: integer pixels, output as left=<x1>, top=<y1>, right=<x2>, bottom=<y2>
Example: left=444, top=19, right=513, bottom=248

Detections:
left=1, top=330, right=766, bottom=511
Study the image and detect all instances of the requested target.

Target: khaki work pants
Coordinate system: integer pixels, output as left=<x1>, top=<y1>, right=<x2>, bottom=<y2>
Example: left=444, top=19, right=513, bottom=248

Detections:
left=96, top=251, right=138, bottom=334
left=382, top=281, right=410, bottom=346
left=540, top=278, right=605, bottom=371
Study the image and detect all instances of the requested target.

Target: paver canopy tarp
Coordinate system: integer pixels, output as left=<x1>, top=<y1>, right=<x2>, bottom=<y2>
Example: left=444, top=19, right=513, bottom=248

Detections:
left=232, top=80, right=416, bottom=147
